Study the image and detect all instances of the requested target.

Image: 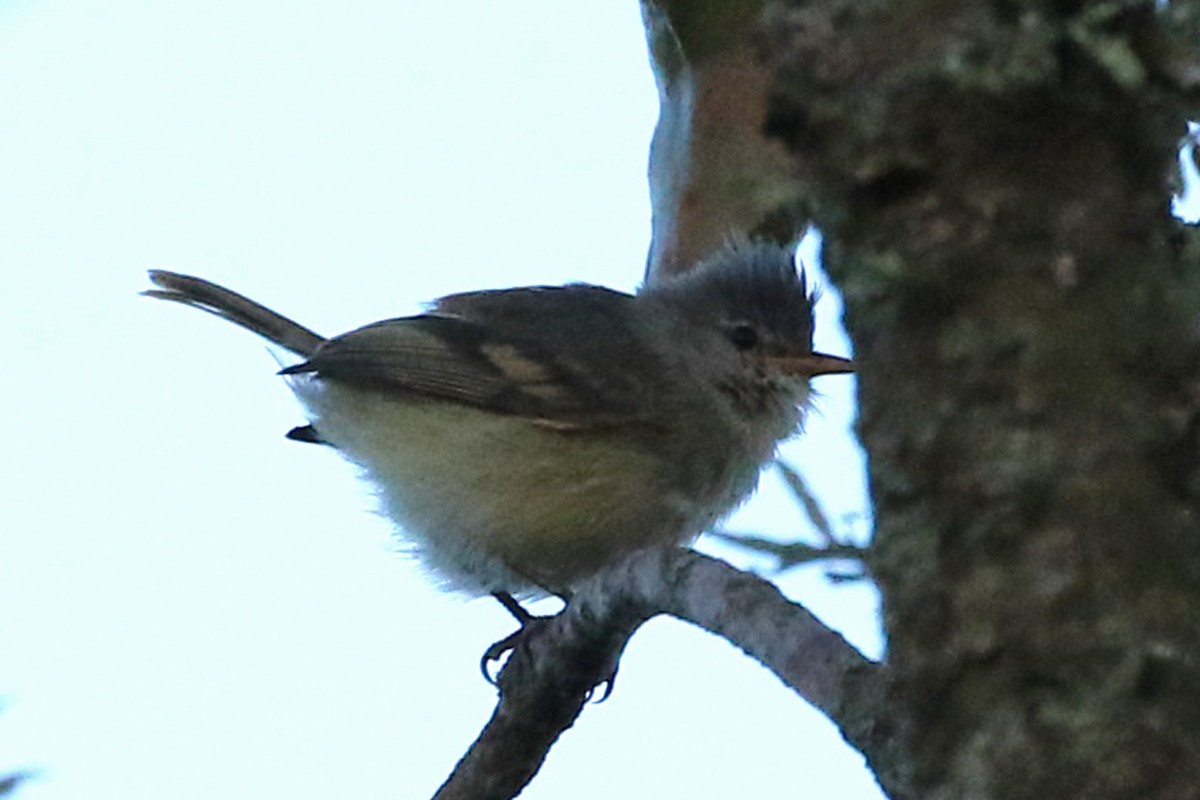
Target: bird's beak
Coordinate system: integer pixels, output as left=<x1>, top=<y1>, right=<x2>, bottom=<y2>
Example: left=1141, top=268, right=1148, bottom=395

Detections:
left=764, top=351, right=855, bottom=377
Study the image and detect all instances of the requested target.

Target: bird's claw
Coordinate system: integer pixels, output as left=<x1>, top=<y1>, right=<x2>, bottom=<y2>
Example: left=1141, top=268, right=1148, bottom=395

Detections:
left=480, top=623, right=541, bottom=685
left=585, top=666, right=618, bottom=703
left=481, top=591, right=550, bottom=684
left=480, top=591, right=620, bottom=700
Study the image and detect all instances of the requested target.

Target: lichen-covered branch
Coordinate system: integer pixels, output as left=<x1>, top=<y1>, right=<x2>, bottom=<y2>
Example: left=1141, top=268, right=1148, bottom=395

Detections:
left=433, top=549, right=905, bottom=800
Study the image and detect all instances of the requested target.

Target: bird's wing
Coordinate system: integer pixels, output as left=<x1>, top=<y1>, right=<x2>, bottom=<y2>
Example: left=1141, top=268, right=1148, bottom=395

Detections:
left=282, top=285, right=667, bottom=429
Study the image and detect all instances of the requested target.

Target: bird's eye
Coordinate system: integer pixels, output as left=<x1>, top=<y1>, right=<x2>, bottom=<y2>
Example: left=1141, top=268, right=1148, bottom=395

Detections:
left=727, top=323, right=759, bottom=351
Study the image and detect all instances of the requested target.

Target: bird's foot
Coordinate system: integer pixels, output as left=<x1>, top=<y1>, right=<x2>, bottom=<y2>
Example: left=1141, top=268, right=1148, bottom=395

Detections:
left=479, top=592, right=619, bottom=701
left=480, top=592, right=547, bottom=683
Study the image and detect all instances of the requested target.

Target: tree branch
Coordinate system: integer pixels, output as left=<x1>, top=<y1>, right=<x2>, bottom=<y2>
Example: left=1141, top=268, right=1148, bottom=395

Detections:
left=641, top=0, right=806, bottom=281
left=433, top=549, right=908, bottom=800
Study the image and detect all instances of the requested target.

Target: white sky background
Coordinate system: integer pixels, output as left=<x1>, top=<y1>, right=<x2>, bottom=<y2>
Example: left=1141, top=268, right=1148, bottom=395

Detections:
left=0, top=2, right=884, bottom=798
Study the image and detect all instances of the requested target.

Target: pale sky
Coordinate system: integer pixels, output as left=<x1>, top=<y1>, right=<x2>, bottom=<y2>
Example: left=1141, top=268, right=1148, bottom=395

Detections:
left=0, top=2, right=883, bottom=798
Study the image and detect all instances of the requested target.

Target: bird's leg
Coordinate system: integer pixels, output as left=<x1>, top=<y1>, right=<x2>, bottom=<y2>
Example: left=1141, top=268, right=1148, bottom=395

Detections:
left=480, top=591, right=555, bottom=683
left=480, top=591, right=619, bottom=701
left=492, top=591, right=538, bottom=625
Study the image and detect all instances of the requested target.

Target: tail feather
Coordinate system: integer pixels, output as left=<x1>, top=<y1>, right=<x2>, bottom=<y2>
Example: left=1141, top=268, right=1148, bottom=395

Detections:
left=144, top=270, right=324, bottom=357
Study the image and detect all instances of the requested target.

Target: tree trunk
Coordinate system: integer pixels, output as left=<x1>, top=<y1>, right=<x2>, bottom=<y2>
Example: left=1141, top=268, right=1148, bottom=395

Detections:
left=645, top=1, right=1200, bottom=797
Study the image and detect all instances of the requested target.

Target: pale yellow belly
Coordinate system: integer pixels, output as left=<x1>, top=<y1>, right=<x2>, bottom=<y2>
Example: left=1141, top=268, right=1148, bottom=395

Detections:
left=292, top=380, right=719, bottom=596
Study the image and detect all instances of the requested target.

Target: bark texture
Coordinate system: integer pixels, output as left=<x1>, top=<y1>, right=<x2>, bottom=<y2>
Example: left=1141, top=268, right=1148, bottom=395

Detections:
left=756, top=2, right=1200, bottom=797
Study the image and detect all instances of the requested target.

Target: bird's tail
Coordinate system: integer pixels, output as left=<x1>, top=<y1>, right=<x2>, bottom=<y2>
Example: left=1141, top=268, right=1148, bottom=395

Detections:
left=144, top=270, right=324, bottom=357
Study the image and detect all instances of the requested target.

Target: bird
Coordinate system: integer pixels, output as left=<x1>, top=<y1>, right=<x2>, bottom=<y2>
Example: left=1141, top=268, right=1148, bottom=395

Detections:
left=144, top=241, right=853, bottom=608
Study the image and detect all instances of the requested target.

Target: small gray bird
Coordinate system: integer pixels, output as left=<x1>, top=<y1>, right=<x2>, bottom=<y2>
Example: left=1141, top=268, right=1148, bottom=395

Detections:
left=145, top=241, right=852, bottom=601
